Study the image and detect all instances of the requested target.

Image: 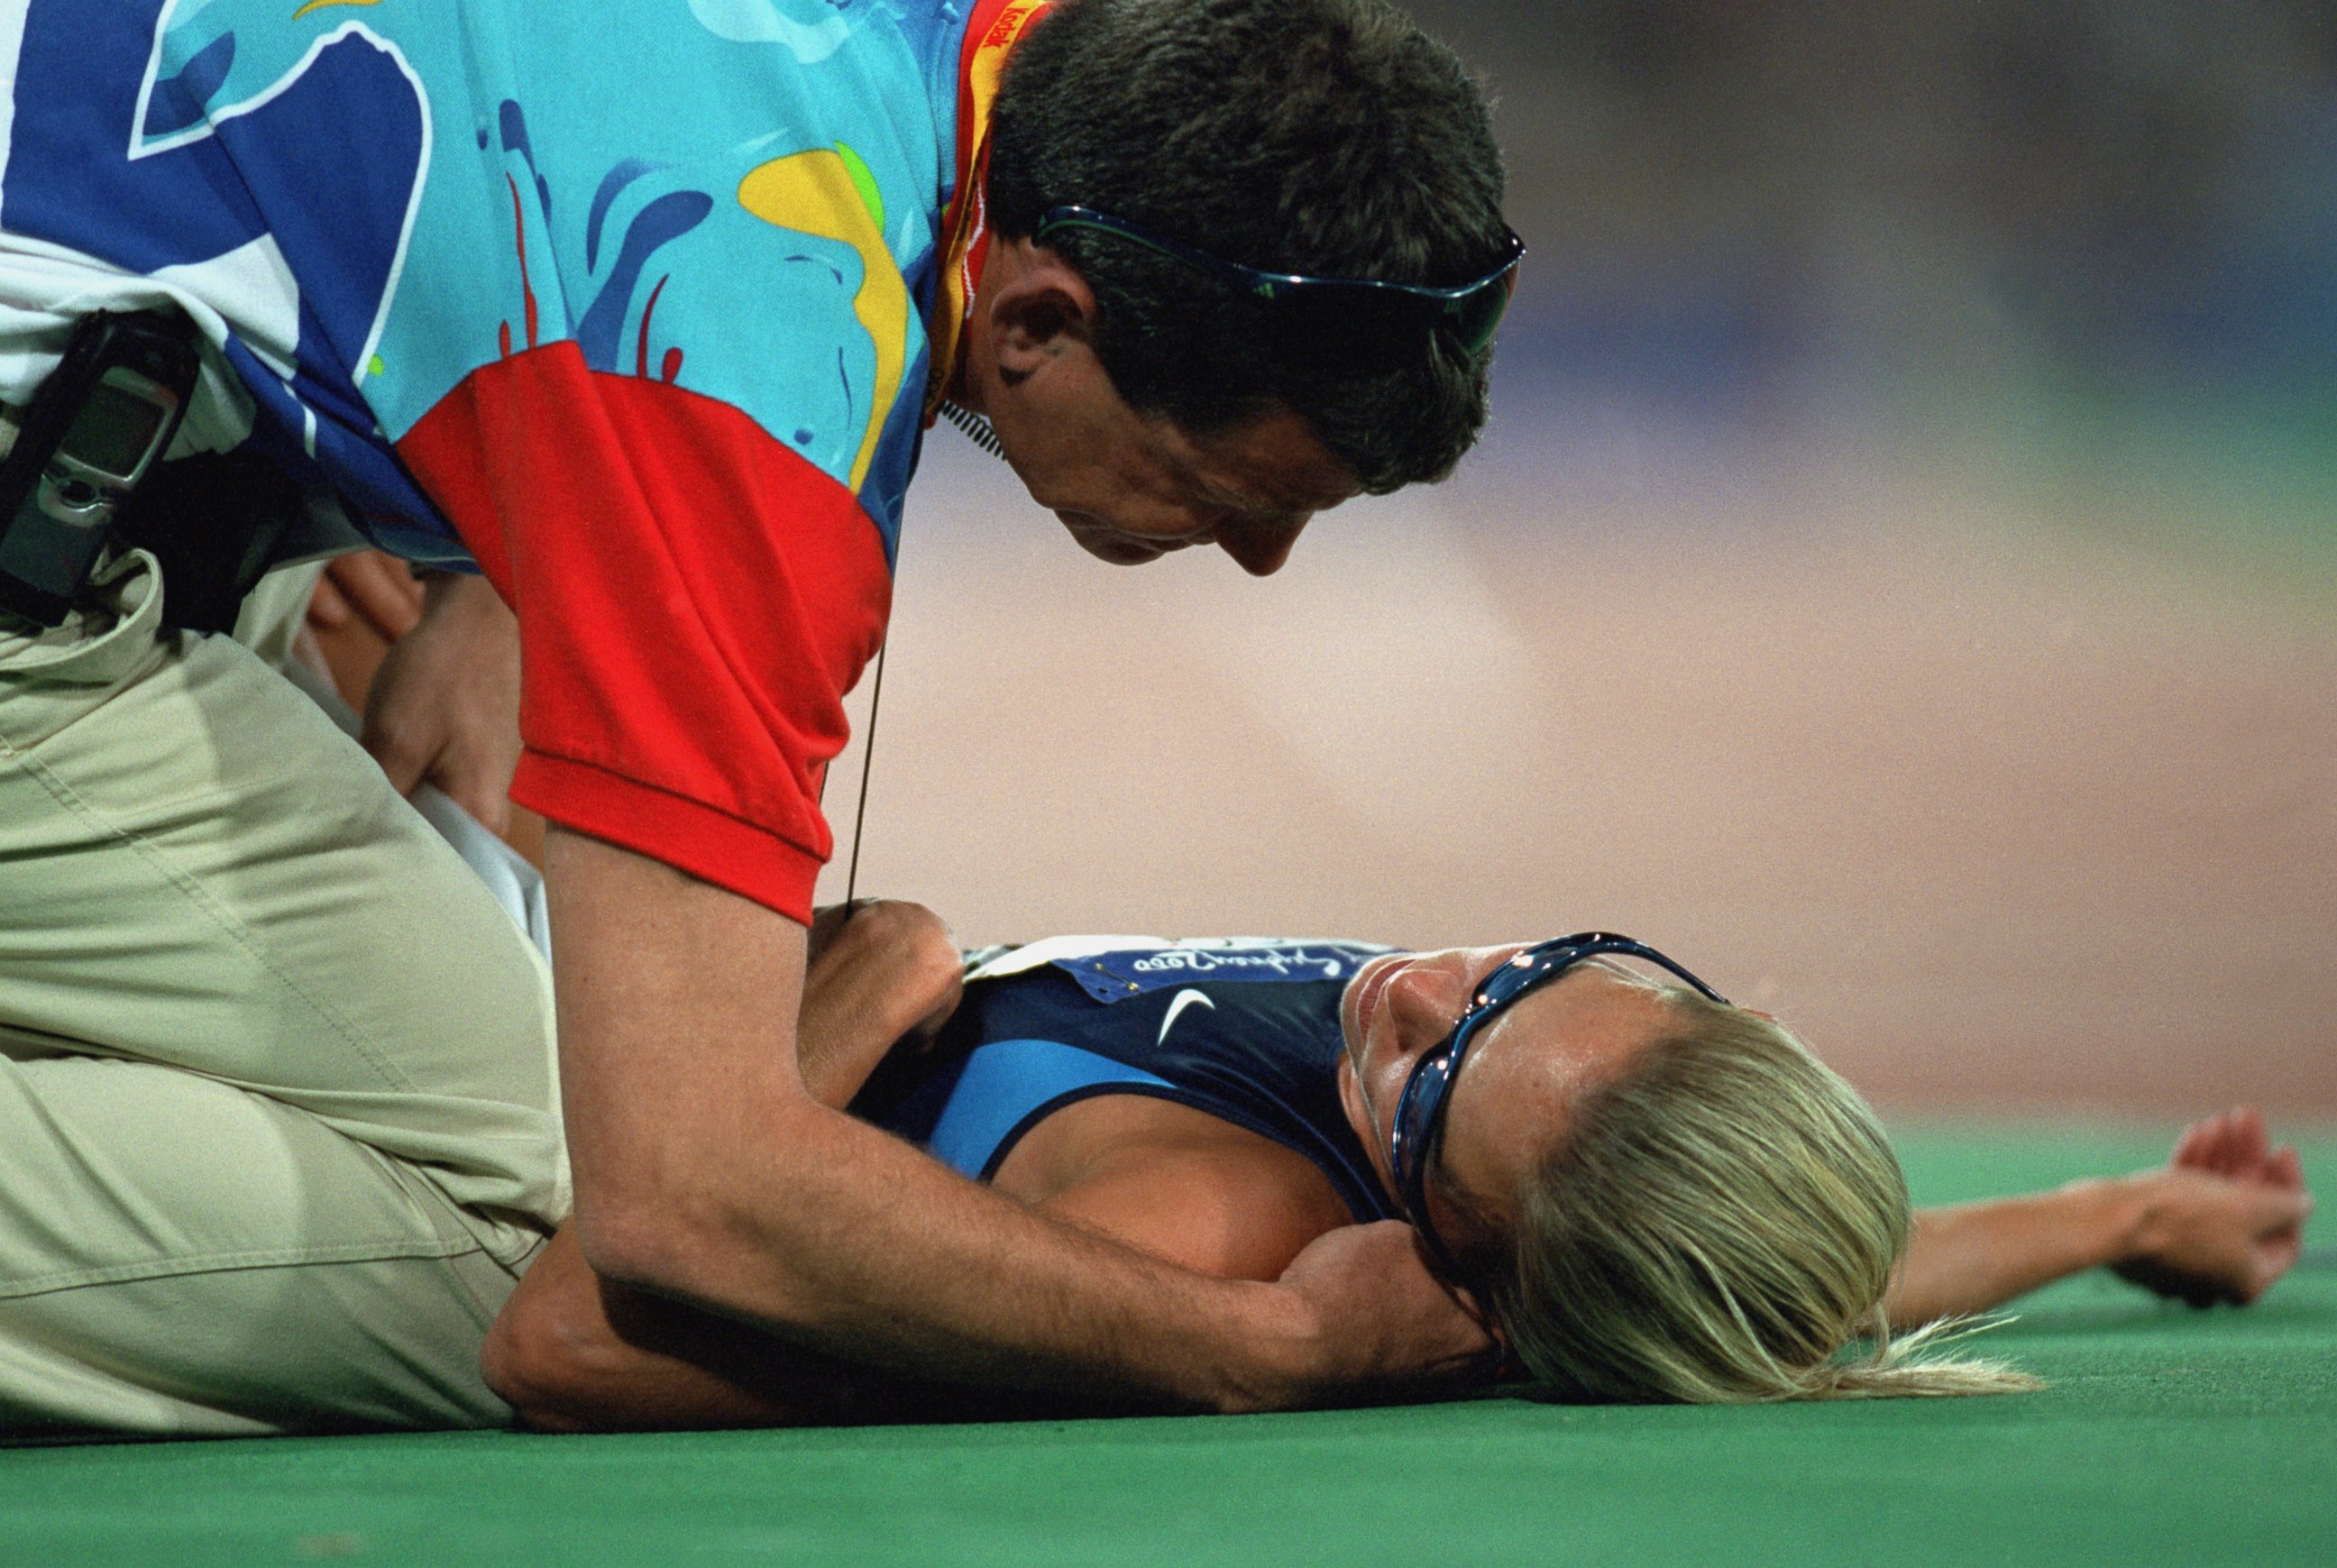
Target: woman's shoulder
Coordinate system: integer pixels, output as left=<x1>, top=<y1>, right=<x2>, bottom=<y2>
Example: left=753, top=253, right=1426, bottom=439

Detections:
left=992, top=1093, right=1356, bottom=1281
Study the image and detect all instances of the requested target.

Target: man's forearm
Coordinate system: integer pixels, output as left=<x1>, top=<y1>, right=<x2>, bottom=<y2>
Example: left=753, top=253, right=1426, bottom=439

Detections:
left=1889, top=1180, right=2146, bottom=1325
left=546, top=830, right=1329, bottom=1413
left=648, top=1098, right=1317, bottom=1410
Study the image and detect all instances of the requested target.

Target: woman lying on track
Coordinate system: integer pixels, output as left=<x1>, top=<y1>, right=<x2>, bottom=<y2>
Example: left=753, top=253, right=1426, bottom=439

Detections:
left=481, top=900, right=2314, bottom=1429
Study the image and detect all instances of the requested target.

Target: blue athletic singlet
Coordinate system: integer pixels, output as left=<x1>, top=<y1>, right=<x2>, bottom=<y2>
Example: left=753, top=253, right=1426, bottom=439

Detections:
left=856, top=939, right=1403, bottom=1224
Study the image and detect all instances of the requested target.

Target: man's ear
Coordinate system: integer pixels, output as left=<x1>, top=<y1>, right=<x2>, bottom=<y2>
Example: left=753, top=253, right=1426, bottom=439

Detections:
left=984, top=236, right=1098, bottom=384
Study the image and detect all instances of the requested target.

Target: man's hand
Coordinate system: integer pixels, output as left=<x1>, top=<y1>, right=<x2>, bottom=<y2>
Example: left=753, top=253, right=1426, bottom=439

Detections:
left=307, top=550, right=426, bottom=643
left=2112, top=1107, right=2312, bottom=1308
left=797, top=899, right=965, bottom=1106
left=1272, top=1221, right=1499, bottom=1405
left=360, top=569, right=523, bottom=831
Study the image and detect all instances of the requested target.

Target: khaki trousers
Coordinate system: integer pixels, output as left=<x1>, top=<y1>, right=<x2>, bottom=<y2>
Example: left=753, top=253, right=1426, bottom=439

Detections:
left=0, top=553, right=565, bottom=1435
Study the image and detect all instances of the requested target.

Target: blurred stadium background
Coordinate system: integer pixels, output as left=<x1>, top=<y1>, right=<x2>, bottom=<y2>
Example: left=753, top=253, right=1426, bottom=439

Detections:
left=808, top=0, right=2334, bottom=1118
left=300, top=2, right=2329, bottom=1118
left=7, top=8, right=2323, bottom=1559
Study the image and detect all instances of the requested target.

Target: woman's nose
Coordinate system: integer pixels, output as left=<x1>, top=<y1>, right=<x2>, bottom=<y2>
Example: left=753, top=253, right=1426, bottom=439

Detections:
left=1383, top=959, right=1464, bottom=1052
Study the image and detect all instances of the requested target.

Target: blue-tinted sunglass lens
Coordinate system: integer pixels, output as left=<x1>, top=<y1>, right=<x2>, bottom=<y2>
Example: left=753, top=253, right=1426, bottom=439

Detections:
left=1475, top=950, right=1548, bottom=1009
left=1390, top=1050, right=1452, bottom=1182
left=1450, top=268, right=1517, bottom=353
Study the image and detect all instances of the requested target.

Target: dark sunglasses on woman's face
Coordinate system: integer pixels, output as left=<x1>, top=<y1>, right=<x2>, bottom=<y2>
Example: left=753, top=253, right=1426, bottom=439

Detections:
left=1032, top=205, right=1525, bottom=373
left=1388, top=933, right=1729, bottom=1283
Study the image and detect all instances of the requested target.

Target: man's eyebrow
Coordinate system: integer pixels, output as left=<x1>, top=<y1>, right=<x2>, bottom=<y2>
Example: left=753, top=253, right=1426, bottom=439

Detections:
left=1188, top=473, right=1266, bottom=514
left=1195, top=475, right=1302, bottom=521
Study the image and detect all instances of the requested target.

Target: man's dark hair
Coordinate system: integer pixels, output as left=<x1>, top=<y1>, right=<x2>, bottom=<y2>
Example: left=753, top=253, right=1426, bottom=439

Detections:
left=986, top=0, right=1510, bottom=492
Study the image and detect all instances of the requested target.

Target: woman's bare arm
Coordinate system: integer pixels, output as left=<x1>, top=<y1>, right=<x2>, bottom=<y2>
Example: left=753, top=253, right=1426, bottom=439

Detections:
left=1887, top=1107, right=2312, bottom=1325
left=1006, top=1098, right=1357, bottom=1282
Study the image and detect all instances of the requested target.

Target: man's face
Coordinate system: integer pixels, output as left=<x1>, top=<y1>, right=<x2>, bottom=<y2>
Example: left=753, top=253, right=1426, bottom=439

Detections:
left=961, top=238, right=1362, bottom=576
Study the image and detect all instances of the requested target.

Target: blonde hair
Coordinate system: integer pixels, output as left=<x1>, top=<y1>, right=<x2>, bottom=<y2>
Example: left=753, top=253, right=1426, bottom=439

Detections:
left=1491, top=991, right=2040, bottom=1402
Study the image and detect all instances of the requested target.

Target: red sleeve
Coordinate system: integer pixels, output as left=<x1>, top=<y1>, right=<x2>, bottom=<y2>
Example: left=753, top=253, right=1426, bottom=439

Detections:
left=398, top=343, right=891, bottom=923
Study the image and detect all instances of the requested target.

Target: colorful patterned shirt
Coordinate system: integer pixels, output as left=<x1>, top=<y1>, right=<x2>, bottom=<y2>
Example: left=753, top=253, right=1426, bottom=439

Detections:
left=0, top=0, right=1047, bottom=919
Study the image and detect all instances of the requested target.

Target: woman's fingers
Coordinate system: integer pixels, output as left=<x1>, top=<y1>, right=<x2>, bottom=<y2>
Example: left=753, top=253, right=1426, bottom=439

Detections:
left=2253, top=1182, right=2314, bottom=1236
left=2211, top=1110, right=2249, bottom=1176
left=2250, top=1185, right=2313, bottom=1295
left=2231, top=1107, right=2271, bottom=1176
left=2171, top=1107, right=2279, bottom=1182
left=2266, top=1144, right=2305, bottom=1193
left=2231, top=1177, right=2312, bottom=1297
left=2172, top=1115, right=2219, bottom=1171
left=2257, top=1153, right=2312, bottom=1244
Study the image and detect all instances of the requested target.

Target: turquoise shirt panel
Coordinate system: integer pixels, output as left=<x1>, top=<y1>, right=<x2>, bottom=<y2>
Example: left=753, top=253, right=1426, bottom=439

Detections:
left=124, top=0, right=970, bottom=552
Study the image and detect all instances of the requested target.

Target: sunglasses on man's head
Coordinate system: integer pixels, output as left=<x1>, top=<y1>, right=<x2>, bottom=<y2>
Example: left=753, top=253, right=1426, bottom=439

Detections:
left=1388, top=932, right=1728, bottom=1284
left=1032, top=205, right=1525, bottom=372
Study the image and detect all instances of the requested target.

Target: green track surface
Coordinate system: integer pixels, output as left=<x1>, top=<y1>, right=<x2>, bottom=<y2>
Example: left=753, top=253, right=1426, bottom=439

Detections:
left=5, top=1125, right=2332, bottom=1566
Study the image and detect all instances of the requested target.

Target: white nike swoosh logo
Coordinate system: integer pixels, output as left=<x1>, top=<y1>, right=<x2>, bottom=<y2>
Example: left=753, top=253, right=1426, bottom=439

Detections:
left=1159, top=988, right=1216, bottom=1044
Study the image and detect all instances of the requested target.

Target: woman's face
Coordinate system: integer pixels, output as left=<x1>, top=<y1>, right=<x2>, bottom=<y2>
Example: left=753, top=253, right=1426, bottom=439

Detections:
left=1336, top=946, right=1682, bottom=1263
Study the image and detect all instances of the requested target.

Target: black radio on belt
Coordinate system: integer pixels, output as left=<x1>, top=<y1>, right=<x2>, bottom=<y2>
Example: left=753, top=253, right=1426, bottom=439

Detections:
left=0, top=308, right=201, bottom=627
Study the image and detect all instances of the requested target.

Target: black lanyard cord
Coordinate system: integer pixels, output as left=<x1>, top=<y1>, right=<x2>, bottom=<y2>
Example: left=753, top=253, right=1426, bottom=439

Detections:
left=827, top=407, right=996, bottom=904
left=843, top=631, right=886, bottom=905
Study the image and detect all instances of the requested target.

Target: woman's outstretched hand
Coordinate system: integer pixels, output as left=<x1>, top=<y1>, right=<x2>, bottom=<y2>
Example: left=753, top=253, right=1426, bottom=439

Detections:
left=2112, top=1107, right=2313, bottom=1308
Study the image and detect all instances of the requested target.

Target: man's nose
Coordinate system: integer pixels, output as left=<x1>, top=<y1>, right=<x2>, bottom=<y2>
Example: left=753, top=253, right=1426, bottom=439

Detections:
left=1214, top=515, right=1309, bottom=577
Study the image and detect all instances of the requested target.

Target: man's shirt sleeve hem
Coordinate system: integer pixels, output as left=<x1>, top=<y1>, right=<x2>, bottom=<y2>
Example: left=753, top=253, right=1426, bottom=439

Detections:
left=514, top=750, right=820, bottom=925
